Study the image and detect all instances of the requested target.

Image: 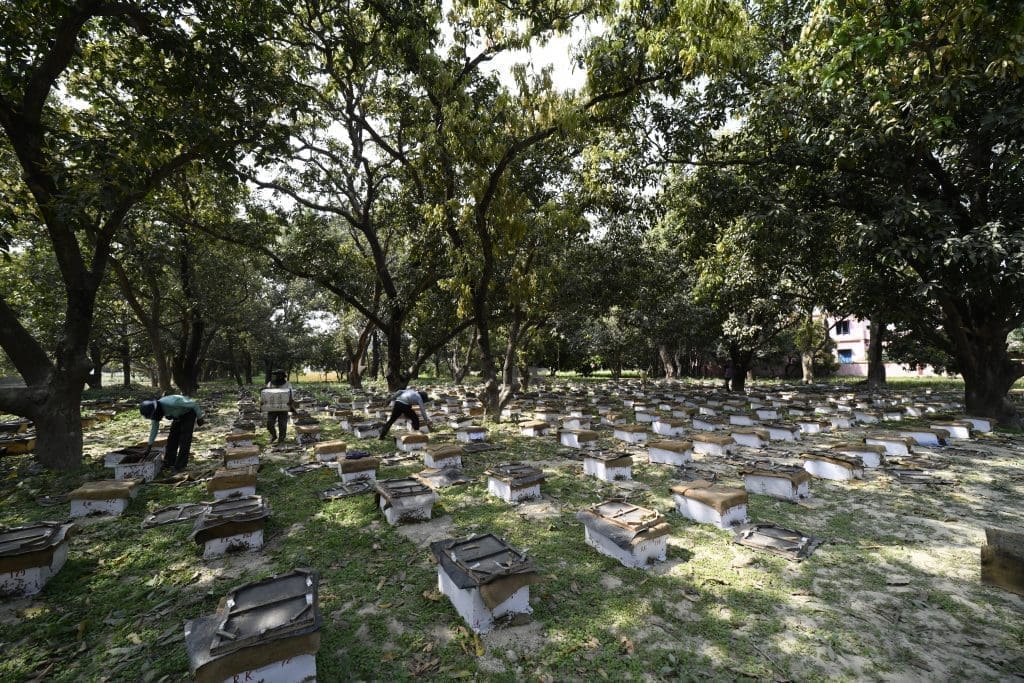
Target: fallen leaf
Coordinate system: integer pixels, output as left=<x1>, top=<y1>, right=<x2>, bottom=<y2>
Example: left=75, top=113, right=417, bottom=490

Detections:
left=620, top=636, right=635, bottom=655
left=376, top=577, right=386, bottom=591
left=422, top=589, right=442, bottom=602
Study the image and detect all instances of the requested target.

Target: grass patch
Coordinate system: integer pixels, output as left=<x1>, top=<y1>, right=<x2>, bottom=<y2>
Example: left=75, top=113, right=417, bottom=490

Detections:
left=2, top=380, right=1023, bottom=681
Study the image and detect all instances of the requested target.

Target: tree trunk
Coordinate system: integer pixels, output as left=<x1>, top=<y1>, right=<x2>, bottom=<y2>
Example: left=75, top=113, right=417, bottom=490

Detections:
left=243, top=350, right=253, bottom=385
left=954, top=332, right=1022, bottom=425
left=964, top=359, right=1021, bottom=425
left=369, top=330, right=381, bottom=380
left=346, top=319, right=374, bottom=390
left=519, top=364, right=531, bottom=390
left=172, top=315, right=205, bottom=396
left=659, top=344, right=675, bottom=378
left=30, top=386, right=84, bottom=471
left=801, top=351, right=814, bottom=384
left=729, top=347, right=754, bottom=394
left=474, top=301, right=502, bottom=421
left=451, top=333, right=475, bottom=383
left=936, top=297, right=1024, bottom=425
left=866, top=320, right=887, bottom=389
left=383, top=320, right=407, bottom=391
left=121, top=341, right=131, bottom=387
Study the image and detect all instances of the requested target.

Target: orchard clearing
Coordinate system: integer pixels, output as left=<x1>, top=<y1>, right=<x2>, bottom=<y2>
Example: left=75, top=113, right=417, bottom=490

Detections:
left=1, top=379, right=1022, bottom=683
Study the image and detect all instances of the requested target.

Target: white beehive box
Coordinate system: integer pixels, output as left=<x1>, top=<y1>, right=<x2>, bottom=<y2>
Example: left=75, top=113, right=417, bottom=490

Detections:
left=223, top=445, right=260, bottom=469
left=741, top=467, right=811, bottom=501
left=802, top=452, right=864, bottom=481
left=313, top=440, right=347, bottom=462
left=764, top=424, right=801, bottom=442
left=397, top=432, right=430, bottom=452
left=520, top=420, right=551, bottom=437
left=651, top=418, right=686, bottom=437
left=864, top=434, right=915, bottom=456
left=70, top=479, right=141, bottom=518
left=333, top=455, right=379, bottom=483
left=184, top=569, right=321, bottom=683
left=376, top=478, right=439, bottom=525
left=729, top=428, right=769, bottom=449
left=830, top=443, right=886, bottom=469
left=191, top=495, right=270, bottom=560
left=424, top=445, right=464, bottom=469
left=577, top=501, right=670, bottom=569
left=207, top=466, right=258, bottom=500
left=897, top=428, right=948, bottom=447
left=671, top=481, right=748, bottom=529
left=582, top=452, right=633, bottom=482
left=431, top=534, right=538, bottom=634
left=691, top=432, right=736, bottom=457
left=485, top=462, right=544, bottom=503
left=647, top=440, right=693, bottom=466
left=560, top=429, right=599, bottom=450
left=0, top=522, right=75, bottom=598
left=613, top=425, right=648, bottom=445
left=455, top=426, right=487, bottom=443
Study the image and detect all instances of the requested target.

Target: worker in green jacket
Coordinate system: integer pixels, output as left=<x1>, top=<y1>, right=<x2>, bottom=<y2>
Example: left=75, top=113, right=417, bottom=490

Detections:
left=140, top=395, right=205, bottom=473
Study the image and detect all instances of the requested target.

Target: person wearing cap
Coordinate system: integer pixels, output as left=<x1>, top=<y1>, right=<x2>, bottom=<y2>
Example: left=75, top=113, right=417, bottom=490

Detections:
left=260, top=369, right=298, bottom=444
left=140, top=395, right=205, bottom=473
left=379, top=388, right=432, bottom=439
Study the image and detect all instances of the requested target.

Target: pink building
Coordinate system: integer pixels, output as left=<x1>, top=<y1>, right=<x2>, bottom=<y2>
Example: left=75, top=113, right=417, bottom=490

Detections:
left=825, top=317, right=947, bottom=378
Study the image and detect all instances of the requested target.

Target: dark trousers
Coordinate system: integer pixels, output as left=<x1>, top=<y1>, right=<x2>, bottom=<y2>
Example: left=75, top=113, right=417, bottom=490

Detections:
left=381, top=402, right=418, bottom=437
left=267, top=411, right=289, bottom=441
left=164, top=411, right=196, bottom=470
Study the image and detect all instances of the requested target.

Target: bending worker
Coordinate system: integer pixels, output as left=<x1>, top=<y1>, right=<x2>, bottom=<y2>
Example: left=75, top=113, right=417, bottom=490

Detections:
left=379, top=388, right=432, bottom=439
left=140, top=394, right=205, bottom=473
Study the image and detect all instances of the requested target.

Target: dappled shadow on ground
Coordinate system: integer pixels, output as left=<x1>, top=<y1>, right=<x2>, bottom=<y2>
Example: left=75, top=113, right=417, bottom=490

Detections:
left=2, top=397, right=1024, bottom=681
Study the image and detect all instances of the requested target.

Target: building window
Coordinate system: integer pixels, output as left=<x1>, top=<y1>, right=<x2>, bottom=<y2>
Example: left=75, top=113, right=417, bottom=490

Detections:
left=838, top=349, right=854, bottom=363
left=835, top=319, right=851, bottom=336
